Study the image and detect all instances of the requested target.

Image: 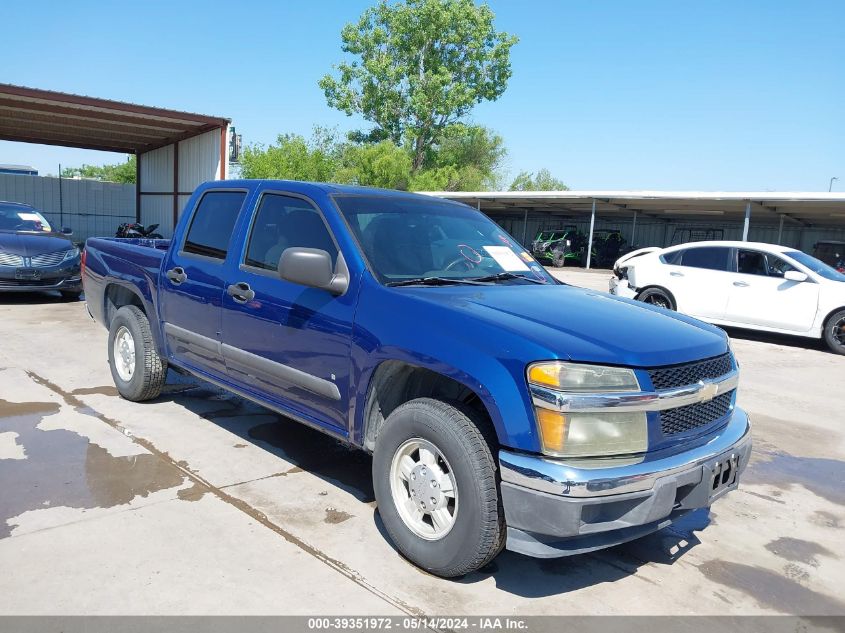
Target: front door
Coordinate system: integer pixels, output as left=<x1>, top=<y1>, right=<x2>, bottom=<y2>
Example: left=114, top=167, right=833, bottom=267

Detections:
left=663, top=245, right=734, bottom=319
left=724, top=249, right=819, bottom=331
left=159, top=189, right=248, bottom=377
left=220, top=191, right=356, bottom=434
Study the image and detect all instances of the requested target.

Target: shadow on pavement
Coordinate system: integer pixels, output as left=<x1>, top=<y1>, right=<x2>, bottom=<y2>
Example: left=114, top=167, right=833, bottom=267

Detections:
left=145, top=370, right=708, bottom=594
left=722, top=326, right=828, bottom=352
left=0, top=291, right=69, bottom=304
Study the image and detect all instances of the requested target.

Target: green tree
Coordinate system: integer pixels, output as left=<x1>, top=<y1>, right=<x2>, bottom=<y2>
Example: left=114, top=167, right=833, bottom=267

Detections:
left=61, top=155, right=136, bottom=184
left=240, top=128, right=340, bottom=181
left=509, top=168, right=568, bottom=192
left=320, top=0, right=518, bottom=172
left=337, top=141, right=412, bottom=190
left=416, top=124, right=505, bottom=190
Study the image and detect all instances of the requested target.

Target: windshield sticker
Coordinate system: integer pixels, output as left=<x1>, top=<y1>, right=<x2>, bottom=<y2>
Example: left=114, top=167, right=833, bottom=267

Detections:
left=483, top=245, right=530, bottom=271
left=519, top=251, right=533, bottom=262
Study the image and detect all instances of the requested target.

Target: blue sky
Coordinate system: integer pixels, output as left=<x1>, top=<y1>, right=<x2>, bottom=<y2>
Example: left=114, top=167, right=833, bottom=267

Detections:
left=2, top=0, right=843, bottom=190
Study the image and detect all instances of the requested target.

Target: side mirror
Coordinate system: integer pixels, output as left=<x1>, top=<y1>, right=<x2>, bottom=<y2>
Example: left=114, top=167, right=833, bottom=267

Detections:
left=278, top=247, right=348, bottom=295
left=784, top=270, right=808, bottom=283
left=62, top=227, right=73, bottom=236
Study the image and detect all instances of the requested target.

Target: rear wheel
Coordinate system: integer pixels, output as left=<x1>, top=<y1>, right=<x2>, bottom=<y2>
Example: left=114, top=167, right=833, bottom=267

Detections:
left=372, top=398, right=505, bottom=578
left=552, top=250, right=565, bottom=268
left=823, top=309, right=845, bottom=355
left=107, top=305, right=167, bottom=401
left=636, top=287, right=675, bottom=310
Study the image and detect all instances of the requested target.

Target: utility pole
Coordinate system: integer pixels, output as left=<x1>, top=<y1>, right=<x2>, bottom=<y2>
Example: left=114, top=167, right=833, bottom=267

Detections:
left=830, top=177, right=839, bottom=192
left=58, top=163, right=63, bottom=229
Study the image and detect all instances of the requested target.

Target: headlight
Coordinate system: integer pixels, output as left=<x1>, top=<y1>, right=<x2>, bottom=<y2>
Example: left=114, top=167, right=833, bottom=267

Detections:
left=528, top=361, right=639, bottom=392
left=528, top=361, right=647, bottom=457
left=62, top=247, right=80, bottom=262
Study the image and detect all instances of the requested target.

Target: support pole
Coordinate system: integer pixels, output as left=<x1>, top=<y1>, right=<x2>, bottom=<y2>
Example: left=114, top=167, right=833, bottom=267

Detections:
left=521, top=208, right=528, bottom=246
left=777, top=214, right=785, bottom=245
left=586, top=199, right=596, bottom=269
left=742, top=201, right=751, bottom=241
left=631, top=209, right=638, bottom=247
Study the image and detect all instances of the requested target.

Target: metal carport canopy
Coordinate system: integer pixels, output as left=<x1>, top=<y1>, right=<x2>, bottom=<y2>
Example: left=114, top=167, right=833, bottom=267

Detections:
left=0, top=83, right=231, bottom=235
left=423, top=190, right=845, bottom=268
left=0, top=83, right=229, bottom=153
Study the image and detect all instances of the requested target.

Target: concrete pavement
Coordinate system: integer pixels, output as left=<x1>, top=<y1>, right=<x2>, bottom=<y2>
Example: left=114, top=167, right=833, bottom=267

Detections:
left=0, top=282, right=842, bottom=615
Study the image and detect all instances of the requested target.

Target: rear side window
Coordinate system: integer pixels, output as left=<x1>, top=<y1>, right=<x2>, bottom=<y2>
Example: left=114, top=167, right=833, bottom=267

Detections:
left=244, top=193, right=338, bottom=271
left=679, top=247, right=731, bottom=271
left=183, top=191, right=246, bottom=259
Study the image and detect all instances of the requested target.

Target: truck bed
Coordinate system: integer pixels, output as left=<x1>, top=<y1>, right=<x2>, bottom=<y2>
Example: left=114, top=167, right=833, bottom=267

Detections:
left=83, top=237, right=171, bottom=331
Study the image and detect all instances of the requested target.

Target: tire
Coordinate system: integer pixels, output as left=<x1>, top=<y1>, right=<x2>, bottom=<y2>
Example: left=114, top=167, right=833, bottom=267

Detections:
left=60, top=290, right=82, bottom=301
left=552, top=251, right=565, bottom=268
left=107, top=305, right=167, bottom=401
left=636, top=287, right=676, bottom=311
left=823, top=309, right=845, bottom=355
left=372, top=398, right=505, bottom=578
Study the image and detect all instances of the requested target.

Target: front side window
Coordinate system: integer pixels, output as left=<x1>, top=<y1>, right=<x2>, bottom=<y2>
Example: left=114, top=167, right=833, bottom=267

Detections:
left=245, top=194, right=338, bottom=271
left=679, top=247, right=731, bottom=271
left=334, top=195, right=555, bottom=285
left=183, top=191, right=246, bottom=259
left=786, top=250, right=845, bottom=282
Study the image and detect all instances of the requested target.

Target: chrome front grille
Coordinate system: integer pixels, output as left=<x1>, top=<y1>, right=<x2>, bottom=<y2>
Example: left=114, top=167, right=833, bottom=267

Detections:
left=0, top=252, right=24, bottom=267
left=660, top=390, right=734, bottom=435
left=30, top=250, right=68, bottom=267
left=648, top=353, right=733, bottom=391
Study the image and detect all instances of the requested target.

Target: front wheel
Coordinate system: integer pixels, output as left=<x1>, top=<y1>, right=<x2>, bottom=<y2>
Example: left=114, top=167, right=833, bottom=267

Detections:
left=372, top=398, right=505, bottom=578
left=823, top=309, right=845, bottom=355
left=637, top=287, right=676, bottom=310
left=107, top=305, right=167, bottom=401
left=552, top=250, right=565, bottom=268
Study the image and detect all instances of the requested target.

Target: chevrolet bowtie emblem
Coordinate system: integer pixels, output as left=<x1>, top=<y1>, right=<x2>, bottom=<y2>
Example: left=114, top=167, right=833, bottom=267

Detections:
left=697, top=381, right=719, bottom=403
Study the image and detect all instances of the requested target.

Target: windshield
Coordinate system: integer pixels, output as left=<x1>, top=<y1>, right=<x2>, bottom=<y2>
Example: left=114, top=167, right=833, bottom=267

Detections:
left=786, top=250, right=845, bottom=282
left=334, top=195, right=555, bottom=285
left=0, top=204, right=52, bottom=232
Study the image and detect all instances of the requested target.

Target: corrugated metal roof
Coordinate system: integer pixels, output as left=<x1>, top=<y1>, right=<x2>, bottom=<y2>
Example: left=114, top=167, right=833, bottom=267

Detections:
left=423, top=190, right=845, bottom=227
left=0, top=83, right=230, bottom=154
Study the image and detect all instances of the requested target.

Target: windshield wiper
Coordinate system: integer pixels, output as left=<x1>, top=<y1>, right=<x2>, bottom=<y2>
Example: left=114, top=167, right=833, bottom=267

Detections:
left=467, top=271, right=549, bottom=285
left=386, top=276, right=490, bottom=287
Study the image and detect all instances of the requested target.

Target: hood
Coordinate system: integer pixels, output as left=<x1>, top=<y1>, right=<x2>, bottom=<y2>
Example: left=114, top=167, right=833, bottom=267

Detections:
left=402, top=283, right=728, bottom=368
left=0, top=231, right=75, bottom=256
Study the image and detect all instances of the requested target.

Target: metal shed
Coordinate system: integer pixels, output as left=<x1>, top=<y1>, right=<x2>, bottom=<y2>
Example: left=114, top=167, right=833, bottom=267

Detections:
left=0, top=83, right=230, bottom=237
left=425, top=190, right=845, bottom=268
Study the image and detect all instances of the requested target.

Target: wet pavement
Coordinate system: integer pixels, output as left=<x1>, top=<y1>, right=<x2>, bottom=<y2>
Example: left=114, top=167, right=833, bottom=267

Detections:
left=0, top=285, right=843, bottom=615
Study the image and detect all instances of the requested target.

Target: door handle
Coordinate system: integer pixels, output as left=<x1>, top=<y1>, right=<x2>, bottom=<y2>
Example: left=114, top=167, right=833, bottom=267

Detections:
left=165, top=267, right=187, bottom=284
left=227, top=282, right=255, bottom=303
left=670, top=272, right=684, bottom=277
left=733, top=281, right=749, bottom=287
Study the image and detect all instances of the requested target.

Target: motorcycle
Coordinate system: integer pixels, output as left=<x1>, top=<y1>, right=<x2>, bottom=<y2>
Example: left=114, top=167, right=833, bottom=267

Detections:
left=116, top=223, right=163, bottom=239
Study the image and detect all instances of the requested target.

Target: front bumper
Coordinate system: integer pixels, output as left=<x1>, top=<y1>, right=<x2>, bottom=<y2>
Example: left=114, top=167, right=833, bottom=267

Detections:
left=608, top=275, right=637, bottom=299
left=499, top=407, right=751, bottom=558
left=0, top=265, right=81, bottom=293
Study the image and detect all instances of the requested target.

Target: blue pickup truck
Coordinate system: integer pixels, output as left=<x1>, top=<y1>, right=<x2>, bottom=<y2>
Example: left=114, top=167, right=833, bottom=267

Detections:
left=83, top=180, right=751, bottom=577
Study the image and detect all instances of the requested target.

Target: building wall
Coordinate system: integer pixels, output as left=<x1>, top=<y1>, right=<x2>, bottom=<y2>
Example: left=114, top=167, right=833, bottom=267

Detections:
left=0, top=172, right=134, bottom=243
left=493, top=212, right=845, bottom=257
left=138, top=128, right=225, bottom=237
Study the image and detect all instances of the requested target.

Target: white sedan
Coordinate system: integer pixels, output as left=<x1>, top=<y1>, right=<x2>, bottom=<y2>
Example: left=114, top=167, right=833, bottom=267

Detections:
left=609, top=241, right=845, bottom=354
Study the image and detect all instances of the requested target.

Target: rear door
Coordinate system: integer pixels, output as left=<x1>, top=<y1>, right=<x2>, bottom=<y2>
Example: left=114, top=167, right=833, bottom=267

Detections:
left=662, top=246, right=733, bottom=319
left=724, top=249, right=820, bottom=331
left=219, top=189, right=357, bottom=433
left=159, top=189, right=248, bottom=377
